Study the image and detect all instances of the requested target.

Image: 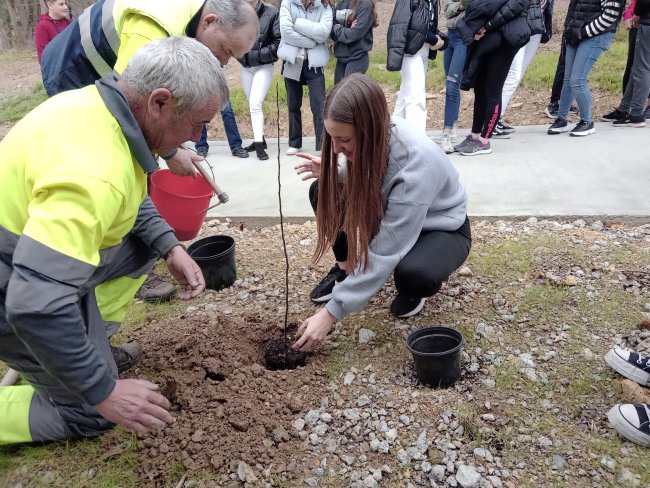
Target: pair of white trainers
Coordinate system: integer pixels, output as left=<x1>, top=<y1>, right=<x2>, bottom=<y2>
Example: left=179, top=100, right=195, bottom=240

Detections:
left=605, top=347, right=650, bottom=447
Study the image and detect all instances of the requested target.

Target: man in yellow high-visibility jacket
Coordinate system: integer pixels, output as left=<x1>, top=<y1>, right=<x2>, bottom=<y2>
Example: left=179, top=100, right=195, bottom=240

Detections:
left=39, top=0, right=259, bottom=323
left=41, top=0, right=259, bottom=177
left=0, top=37, right=228, bottom=444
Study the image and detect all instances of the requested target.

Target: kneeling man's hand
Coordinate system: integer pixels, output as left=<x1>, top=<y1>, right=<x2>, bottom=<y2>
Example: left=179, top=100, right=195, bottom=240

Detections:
left=95, top=379, right=173, bottom=433
left=165, top=245, right=205, bottom=299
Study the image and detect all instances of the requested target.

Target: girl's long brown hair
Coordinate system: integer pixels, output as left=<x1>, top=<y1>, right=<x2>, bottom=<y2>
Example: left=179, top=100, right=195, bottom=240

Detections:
left=314, top=74, right=390, bottom=272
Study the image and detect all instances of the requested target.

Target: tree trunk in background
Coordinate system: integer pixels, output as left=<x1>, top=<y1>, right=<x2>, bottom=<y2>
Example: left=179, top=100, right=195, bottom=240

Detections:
left=3, top=0, right=41, bottom=48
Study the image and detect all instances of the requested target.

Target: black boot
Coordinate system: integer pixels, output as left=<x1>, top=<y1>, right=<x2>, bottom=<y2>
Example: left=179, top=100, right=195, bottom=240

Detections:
left=244, top=136, right=266, bottom=152
left=255, top=141, right=269, bottom=160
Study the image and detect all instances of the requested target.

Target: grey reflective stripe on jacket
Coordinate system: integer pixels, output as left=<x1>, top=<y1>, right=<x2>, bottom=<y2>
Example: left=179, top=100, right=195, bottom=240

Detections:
left=5, top=235, right=116, bottom=406
left=79, top=0, right=119, bottom=78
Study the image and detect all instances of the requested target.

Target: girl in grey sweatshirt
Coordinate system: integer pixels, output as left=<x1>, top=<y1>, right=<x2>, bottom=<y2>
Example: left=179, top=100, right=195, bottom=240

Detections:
left=292, top=74, right=471, bottom=352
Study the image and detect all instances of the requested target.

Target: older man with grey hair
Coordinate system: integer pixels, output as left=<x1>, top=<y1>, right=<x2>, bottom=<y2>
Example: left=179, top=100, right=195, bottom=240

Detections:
left=41, top=0, right=259, bottom=174
left=0, top=37, right=227, bottom=445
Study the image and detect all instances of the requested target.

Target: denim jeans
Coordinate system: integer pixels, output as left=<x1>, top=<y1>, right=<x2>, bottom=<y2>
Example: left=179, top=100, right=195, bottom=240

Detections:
left=442, top=28, right=467, bottom=129
left=558, top=32, right=614, bottom=122
left=195, top=100, right=243, bottom=153
left=284, top=60, right=326, bottom=150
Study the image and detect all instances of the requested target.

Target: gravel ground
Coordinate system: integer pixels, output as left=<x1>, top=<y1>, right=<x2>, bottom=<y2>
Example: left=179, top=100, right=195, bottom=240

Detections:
left=89, top=217, right=650, bottom=488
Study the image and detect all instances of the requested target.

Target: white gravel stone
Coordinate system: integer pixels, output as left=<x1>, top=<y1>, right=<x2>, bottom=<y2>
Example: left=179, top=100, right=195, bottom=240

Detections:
left=456, top=465, right=482, bottom=488
left=386, top=428, right=398, bottom=443
left=600, top=456, right=616, bottom=471
left=473, top=448, right=493, bottom=462
left=305, top=409, right=320, bottom=427
left=399, top=415, right=411, bottom=426
left=344, top=372, right=356, bottom=385
left=431, top=465, right=446, bottom=481
left=361, top=475, right=377, bottom=488
left=486, top=476, right=503, bottom=488
left=359, top=328, right=376, bottom=344
left=292, top=418, right=305, bottom=432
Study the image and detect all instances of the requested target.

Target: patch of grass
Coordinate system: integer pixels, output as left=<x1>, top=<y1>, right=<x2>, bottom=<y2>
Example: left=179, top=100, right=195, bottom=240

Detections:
left=468, top=236, right=557, bottom=281
left=494, top=361, right=521, bottom=391
left=0, top=83, right=47, bottom=123
left=0, top=431, right=140, bottom=488
left=0, top=49, right=34, bottom=67
left=516, top=284, right=573, bottom=317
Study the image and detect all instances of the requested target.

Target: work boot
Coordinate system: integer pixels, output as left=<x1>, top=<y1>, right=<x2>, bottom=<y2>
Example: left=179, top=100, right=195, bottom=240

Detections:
left=111, top=342, right=143, bottom=374
left=136, top=274, right=176, bottom=303
left=255, top=141, right=269, bottom=161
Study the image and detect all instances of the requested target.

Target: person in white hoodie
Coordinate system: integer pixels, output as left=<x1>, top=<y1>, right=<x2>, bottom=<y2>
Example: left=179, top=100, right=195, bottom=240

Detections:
left=278, top=0, right=333, bottom=154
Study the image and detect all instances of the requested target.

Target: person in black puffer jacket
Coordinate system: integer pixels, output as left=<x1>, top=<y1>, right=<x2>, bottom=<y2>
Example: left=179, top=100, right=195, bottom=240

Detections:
left=331, top=0, right=378, bottom=84
left=386, top=0, right=448, bottom=132
left=547, top=0, right=624, bottom=136
left=239, top=0, right=282, bottom=160
left=496, top=0, right=546, bottom=136
left=453, top=0, right=530, bottom=156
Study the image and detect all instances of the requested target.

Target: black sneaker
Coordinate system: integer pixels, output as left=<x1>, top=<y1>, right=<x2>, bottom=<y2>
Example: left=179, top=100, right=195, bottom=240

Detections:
left=497, top=119, right=515, bottom=134
left=196, top=146, right=209, bottom=158
left=544, top=101, right=559, bottom=119
left=605, top=348, right=650, bottom=386
left=244, top=137, right=267, bottom=152
left=390, top=295, right=426, bottom=318
left=612, top=114, right=646, bottom=128
left=547, top=117, right=569, bottom=134
left=111, top=342, right=143, bottom=374
left=602, top=108, right=627, bottom=122
left=607, top=403, right=650, bottom=447
left=232, top=147, right=249, bottom=158
left=569, top=120, right=595, bottom=136
left=569, top=105, right=579, bottom=115
left=491, top=124, right=511, bottom=139
left=309, top=264, right=347, bottom=303
left=644, top=106, right=650, bottom=119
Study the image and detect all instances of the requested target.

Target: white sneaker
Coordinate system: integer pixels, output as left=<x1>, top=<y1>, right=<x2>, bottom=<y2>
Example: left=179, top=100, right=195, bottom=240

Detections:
left=440, top=133, right=454, bottom=154
left=607, top=403, right=650, bottom=446
left=431, top=128, right=458, bottom=144
left=286, top=147, right=301, bottom=156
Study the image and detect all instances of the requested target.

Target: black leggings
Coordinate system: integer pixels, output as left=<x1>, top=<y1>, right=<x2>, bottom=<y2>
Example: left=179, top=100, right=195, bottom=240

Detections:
left=309, top=181, right=472, bottom=298
left=471, top=33, right=520, bottom=138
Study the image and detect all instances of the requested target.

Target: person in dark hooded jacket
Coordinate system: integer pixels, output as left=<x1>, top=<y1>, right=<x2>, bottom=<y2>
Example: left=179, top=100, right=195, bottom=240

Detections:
left=453, top=0, right=531, bottom=156
left=386, top=0, right=448, bottom=132
left=331, top=0, right=378, bottom=84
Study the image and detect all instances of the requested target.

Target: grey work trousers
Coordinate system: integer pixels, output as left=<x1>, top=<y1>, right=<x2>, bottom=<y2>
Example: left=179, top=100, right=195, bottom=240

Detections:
left=0, top=234, right=156, bottom=442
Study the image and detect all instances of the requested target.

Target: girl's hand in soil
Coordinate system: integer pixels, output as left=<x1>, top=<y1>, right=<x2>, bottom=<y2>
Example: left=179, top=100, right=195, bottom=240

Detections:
left=165, top=245, right=206, bottom=299
left=294, top=152, right=322, bottom=181
left=293, top=308, right=336, bottom=351
left=165, top=147, right=200, bottom=177
left=95, top=379, right=173, bottom=434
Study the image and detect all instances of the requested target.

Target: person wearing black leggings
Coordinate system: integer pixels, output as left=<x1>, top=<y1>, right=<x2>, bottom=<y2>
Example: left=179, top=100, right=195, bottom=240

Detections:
left=454, top=0, right=535, bottom=156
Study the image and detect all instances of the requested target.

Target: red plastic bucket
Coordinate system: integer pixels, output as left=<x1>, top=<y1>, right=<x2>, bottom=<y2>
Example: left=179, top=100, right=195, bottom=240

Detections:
left=149, top=169, right=214, bottom=241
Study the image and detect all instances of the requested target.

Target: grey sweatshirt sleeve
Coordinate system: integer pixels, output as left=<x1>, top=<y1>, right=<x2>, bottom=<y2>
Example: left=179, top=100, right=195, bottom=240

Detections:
left=325, top=198, right=430, bottom=320
left=131, top=196, right=180, bottom=257
left=6, top=236, right=115, bottom=406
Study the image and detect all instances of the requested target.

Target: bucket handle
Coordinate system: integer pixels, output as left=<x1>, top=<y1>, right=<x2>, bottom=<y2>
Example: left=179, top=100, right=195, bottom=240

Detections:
left=191, top=157, right=229, bottom=214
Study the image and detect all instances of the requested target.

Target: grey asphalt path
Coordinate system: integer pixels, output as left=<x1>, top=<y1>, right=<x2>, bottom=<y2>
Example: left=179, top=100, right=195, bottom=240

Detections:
left=162, top=121, right=649, bottom=220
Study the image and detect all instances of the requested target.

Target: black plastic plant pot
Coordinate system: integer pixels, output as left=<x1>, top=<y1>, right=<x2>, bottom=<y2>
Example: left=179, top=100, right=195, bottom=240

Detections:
left=187, top=235, right=236, bottom=291
left=406, top=326, right=464, bottom=388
